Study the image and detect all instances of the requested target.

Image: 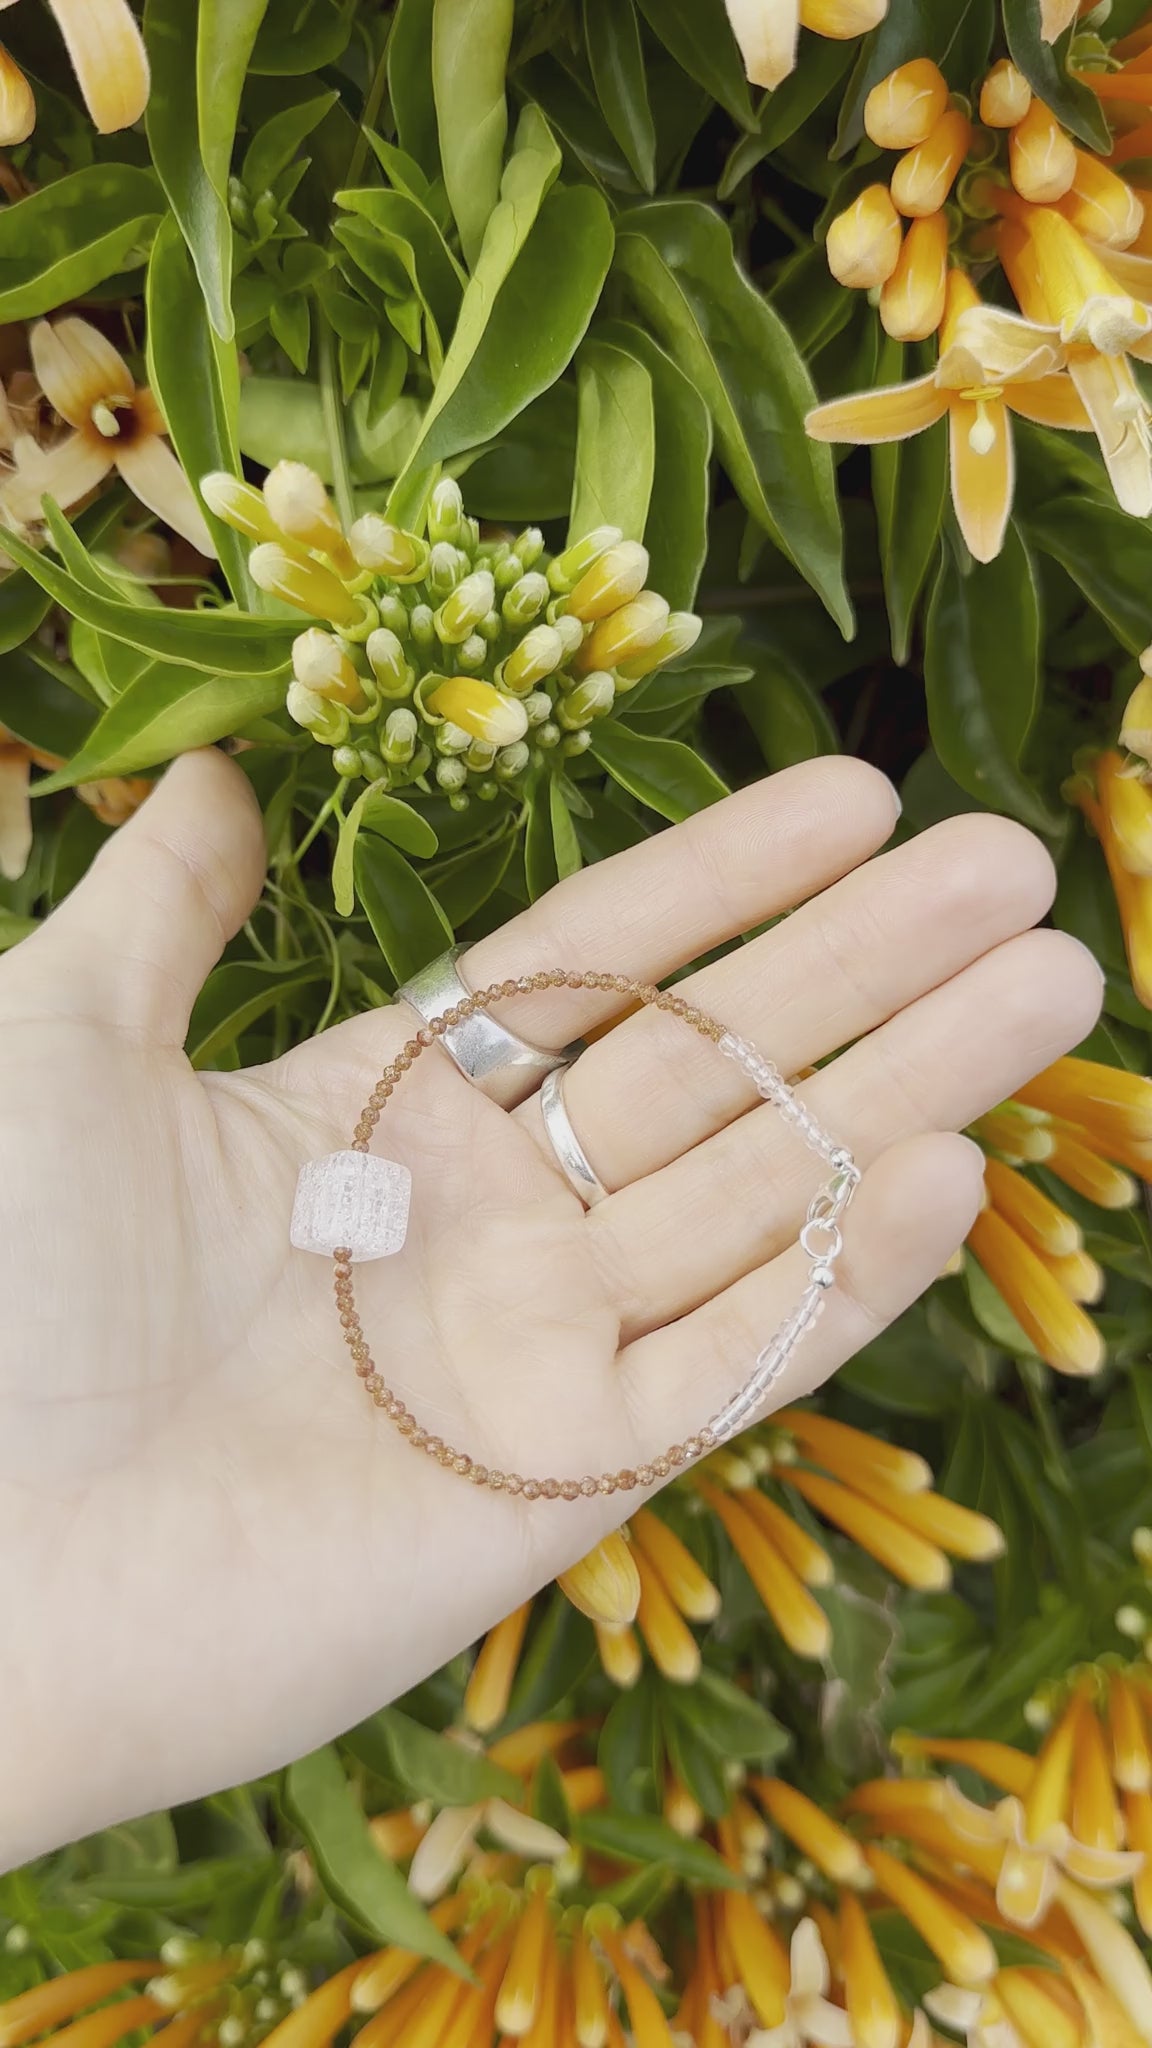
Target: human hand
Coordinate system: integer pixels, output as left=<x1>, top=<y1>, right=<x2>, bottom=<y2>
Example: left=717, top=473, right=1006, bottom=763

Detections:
left=0, top=747, right=1101, bottom=1865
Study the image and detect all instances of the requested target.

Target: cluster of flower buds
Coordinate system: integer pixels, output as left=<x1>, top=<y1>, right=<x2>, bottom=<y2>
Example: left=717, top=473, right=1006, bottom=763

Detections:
left=825, top=40, right=1152, bottom=344
left=203, top=464, right=701, bottom=810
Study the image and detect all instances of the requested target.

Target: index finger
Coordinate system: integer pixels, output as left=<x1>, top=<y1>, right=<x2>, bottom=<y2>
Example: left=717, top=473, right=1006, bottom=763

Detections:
left=301, top=758, right=902, bottom=1090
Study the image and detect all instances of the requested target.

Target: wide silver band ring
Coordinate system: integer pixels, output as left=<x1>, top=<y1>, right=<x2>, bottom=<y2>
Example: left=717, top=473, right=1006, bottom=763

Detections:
left=539, top=1066, right=609, bottom=1207
left=397, top=945, right=581, bottom=1111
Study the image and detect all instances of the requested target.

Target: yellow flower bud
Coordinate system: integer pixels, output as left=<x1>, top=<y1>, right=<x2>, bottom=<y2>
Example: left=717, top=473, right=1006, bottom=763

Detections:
left=381, top=708, right=418, bottom=765
left=366, top=627, right=412, bottom=699
left=802, top=0, right=887, bottom=30
left=201, top=472, right=282, bottom=543
left=262, top=461, right=354, bottom=574
left=890, top=109, right=972, bottom=219
left=1060, top=150, right=1145, bottom=249
left=548, top=523, right=623, bottom=593
left=0, top=46, right=35, bottom=144
left=435, top=569, right=496, bottom=645
left=980, top=59, right=1032, bottom=128
left=558, top=671, right=615, bottom=728
left=348, top=513, right=427, bottom=580
left=578, top=591, right=670, bottom=673
left=558, top=1532, right=641, bottom=1626
left=286, top=679, right=347, bottom=743
left=426, top=677, right=529, bottom=746
left=879, top=211, right=950, bottom=341
left=501, top=624, right=566, bottom=694
left=1010, top=100, right=1077, bottom=205
left=864, top=58, right=949, bottom=151
left=825, top=184, right=903, bottom=288
left=1102, top=754, right=1152, bottom=876
left=291, top=628, right=368, bottom=710
left=616, top=612, right=704, bottom=686
left=1122, top=674, right=1152, bottom=764
left=566, top=540, right=650, bottom=622
left=249, top=543, right=364, bottom=629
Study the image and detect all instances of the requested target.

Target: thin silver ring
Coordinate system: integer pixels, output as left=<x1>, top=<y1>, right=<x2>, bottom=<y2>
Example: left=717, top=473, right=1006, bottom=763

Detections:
left=397, top=945, right=581, bottom=1111
left=539, top=1066, right=609, bottom=1207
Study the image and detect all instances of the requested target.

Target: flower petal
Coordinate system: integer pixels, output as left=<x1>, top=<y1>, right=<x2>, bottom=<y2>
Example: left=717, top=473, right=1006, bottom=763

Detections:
left=30, top=317, right=132, bottom=428
left=1060, top=1839, right=1146, bottom=1887
left=114, top=432, right=217, bottom=556
left=1005, top=373, right=1093, bottom=430
left=940, top=304, right=1064, bottom=385
left=406, top=1804, right=481, bottom=1902
left=806, top=373, right=949, bottom=445
left=0, top=43, right=34, bottom=143
left=1057, top=1875, right=1152, bottom=2039
left=47, top=0, right=149, bottom=132
left=723, top=0, right=800, bottom=87
left=1068, top=352, right=1152, bottom=517
left=803, top=1996, right=857, bottom=2048
left=949, top=395, right=1014, bottom=563
left=790, top=1920, right=830, bottom=2002
left=1040, top=0, right=1080, bottom=35
left=923, top=1984, right=984, bottom=2028
left=3, top=429, right=114, bottom=524
left=997, top=1839, right=1057, bottom=1928
left=0, top=742, right=31, bottom=881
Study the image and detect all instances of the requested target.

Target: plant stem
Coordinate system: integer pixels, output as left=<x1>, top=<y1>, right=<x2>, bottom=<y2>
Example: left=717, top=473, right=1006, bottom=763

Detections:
left=318, top=315, right=356, bottom=531
left=344, top=23, right=394, bottom=192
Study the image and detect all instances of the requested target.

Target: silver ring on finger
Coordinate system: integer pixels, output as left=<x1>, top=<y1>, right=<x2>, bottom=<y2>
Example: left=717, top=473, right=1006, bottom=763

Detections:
left=539, top=1064, right=610, bottom=1208
left=396, top=944, right=582, bottom=1111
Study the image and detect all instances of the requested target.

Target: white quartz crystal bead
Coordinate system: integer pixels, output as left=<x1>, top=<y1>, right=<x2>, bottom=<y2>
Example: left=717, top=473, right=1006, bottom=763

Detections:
left=290, top=1150, right=412, bottom=1262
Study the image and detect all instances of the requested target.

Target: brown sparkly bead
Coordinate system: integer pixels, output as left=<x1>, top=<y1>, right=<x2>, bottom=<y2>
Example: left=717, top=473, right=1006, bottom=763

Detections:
left=452, top=1454, right=472, bottom=1476
left=667, top=1444, right=686, bottom=1467
left=517, top=976, right=534, bottom=993
left=339, top=1313, right=357, bottom=1329
left=505, top=1474, right=524, bottom=1495
left=488, top=1471, right=507, bottom=1491
left=541, top=1479, right=561, bottom=1500
left=521, top=1479, right=542, bottom=1501
left=397, top=1415, right=415, bottom=1436
left=382, top=1065, right=399, bottom=1082
left=636, top=1466, right=655, bottom=1487
left=547, top=969, right=566, bottom=987
left=500, top=979, right=518, bottom=998
left=616, top=1469, right=638, bottom=1492
left=424, top=1438, right=444, bottom=1459
left=580, top=1477, right=598, bottom=1498
left=699, top=1428, right=717, bottom=1449
left=442, top=1007, right=460, bottom=1027
left=566, top=972, right=583, bottom=989
left=560, top=1480, right=580, bottom=1501
left=355, top=1361, right=372, bottom=1378
left=410, top=1429, right=428, bottom=1450
left=430, top=1017, right=448, bottom=1036
left=364, top=1373, right=383, bottom=1395
left=531, top=972, right=549, bottom=990
left=599, top=1475, right=618, bottom=1495
left=334, top=1248, right=351, bottom=1263
left=416, top=1027, right=435, bottom=1047
left=470, top=1465, right=489, bottom=1486
left=651, top=1457, right=670, bottom=1479
left=683, top=1437, right=702, bottom=1461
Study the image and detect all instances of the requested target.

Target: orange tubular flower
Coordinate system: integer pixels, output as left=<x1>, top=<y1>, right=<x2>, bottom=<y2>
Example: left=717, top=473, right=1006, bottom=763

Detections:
left=878, top=211, right=950, bottom=340
left=632, top=1537, right=703, bottom=1682
left=1010, top=100, right=1078, bottom=205
left=753, top=1777, right=870, bottom=1888
left=838, top=1892, right=904, bottom=2048
left=826, top=184, right=904, bottom=289
left=865, top=58, right=949, bottom=149
left=1059, top=151, right=1146, bottom=248
left=698, top=1478, right=832, bottom=1658
left=967, top=1206, right=1106, bottom=1377
left=6, top=319, right=214, bottom=554
left=557, top=1532, right=641, bottom=1627
left=890, top=109, right=972, bottom=218
left=463, top=1602, right=531, bottom=1733
left=864, top=1847, right=998, bottom=1985
left=1069, top=752, right=1152, bottom=1008
left=808, top=269, right=1087, bottom=564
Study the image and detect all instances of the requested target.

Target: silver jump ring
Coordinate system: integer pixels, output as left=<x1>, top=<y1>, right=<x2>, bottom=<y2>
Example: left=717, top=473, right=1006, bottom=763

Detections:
left=539, top=1066, right=610, bottom=1208
left=397, top=945, right=582, bottom=1111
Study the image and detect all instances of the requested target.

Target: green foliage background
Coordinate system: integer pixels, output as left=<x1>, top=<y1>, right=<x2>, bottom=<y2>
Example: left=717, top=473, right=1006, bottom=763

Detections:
left=4, top=0, right=1152, bottom=2013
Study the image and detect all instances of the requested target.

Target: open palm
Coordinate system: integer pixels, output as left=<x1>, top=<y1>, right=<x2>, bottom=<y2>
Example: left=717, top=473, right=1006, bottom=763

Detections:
left=0, top=747, right=1102, bottom=1867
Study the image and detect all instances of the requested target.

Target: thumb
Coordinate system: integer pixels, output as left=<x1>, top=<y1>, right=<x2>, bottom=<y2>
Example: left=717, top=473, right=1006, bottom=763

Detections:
left=15, top=748, right=267, bottom=1045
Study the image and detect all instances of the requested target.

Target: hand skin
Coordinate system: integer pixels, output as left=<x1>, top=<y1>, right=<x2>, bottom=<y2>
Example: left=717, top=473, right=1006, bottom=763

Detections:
left=0, top=748, right=1102, bottom=1867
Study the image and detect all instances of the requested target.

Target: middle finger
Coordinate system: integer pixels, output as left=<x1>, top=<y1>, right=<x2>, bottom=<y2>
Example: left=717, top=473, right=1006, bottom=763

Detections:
left=517, top=811, right=1056, bottom=1191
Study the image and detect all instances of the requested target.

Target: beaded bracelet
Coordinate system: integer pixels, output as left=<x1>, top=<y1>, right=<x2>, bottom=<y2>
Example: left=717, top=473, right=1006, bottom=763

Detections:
left=291, top=970, right=860, bottom=1500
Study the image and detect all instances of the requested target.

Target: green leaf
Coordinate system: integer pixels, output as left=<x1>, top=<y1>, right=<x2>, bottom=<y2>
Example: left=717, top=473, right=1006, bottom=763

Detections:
left=719, top=34, right=855, bottom=197
left=145, top=218, right=250, bottom=608
left=595, top=320, right=712, bottom=610
left=574, top=1811, right=743, bottom=1887
left=871, top=339, right=948, bottom=665
left=73, top=1859, right=273, bottom=1910
left=199, top=2, right=271, bottom=202
left=584, top=0, right=657, bottom=191
left=598, top=1679, right=662, bottom=1814
left=336, top=186, right=465, bottom=344
left=738, top=649, right=838, bottom=770
left=1003, top=0, right=1111, bottom=151
left=616, top=202, right=850, bottom=634
left=0, top=910, right=37, bottom=952
left=432, top=0, right=515, bottom=268
left=669, top=1668, right=790, bottom=1764
left=283, top=1747, right=465, bottom=1969
left=0, top=497, right=124, bottom=660
left=332, top=783, right=438, bottom=916
left=0, top=165, right=161, bottom=321
left=242, top=89, right=339, bottom=193
left=0, top=516, right=297, bottom=679
left=389, top=0, right=441, bottom=180
left=251, top=0, right=351, bottom=71
left=343, top=1709, right=521, bottom=1806
left=239, top=379, right=421, bottom=484
left=590, top=722, right=728, bottom=823
left=923, top=528, right=1060, bottom=834
left=187, top=960, right=326, bottom=1067
left=1023, top=498, right=1152, bottom=654
left=503, top=1591, right=596, bottom=1730
left=634, top=0, right=753, bottom=130
left=834, top=0, right=1002, bottom=155
left=569, top=338, right=655, bottom=546
left=144, top=0, right=236, bottom=338
left=30, top=666, right=288, bottom=793
left=386, top=107, right=571, bottom=523
left=550, top=777, right=583, bottom=881
left=354, top=833, right=453, bottom=982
